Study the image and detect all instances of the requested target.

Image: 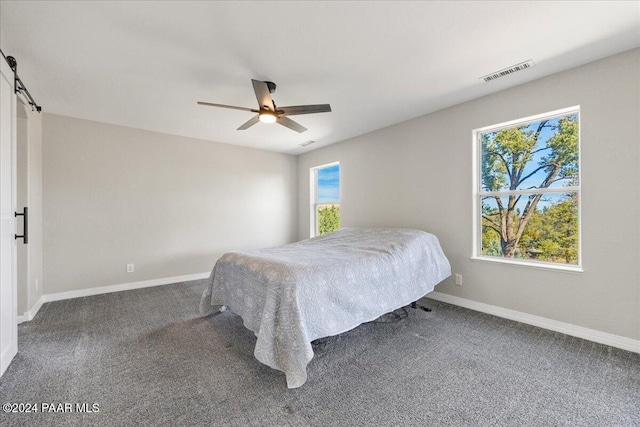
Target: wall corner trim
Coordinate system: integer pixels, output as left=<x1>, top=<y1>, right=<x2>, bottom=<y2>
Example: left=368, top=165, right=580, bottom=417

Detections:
left=17, top=272, right=211, bottom=323
left=427, top=291, right=640, bottom=354
left=17, top=296, right=45, bottom=324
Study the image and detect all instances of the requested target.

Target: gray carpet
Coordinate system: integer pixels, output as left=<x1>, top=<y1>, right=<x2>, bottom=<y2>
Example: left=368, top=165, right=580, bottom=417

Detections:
left=0, top=280, right=638, bottom=426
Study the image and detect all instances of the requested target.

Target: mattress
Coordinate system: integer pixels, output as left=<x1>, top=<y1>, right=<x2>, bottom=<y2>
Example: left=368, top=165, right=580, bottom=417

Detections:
left=200, top=227, right=451, bottom=388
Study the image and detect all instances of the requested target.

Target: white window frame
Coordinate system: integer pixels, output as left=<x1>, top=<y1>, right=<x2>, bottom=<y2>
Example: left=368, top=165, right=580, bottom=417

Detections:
left=310, top=161, right=340, bottom=237
left=471, top=106, right=583, bottom=272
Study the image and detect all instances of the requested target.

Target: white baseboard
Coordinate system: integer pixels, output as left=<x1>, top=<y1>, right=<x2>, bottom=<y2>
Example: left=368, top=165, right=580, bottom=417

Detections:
left=19, top=277, right=638, bottom=355
left=427, top=291, right=640, bottom=354
left=17, top=272, right=210, bottom=324
left=17, top=296, right=45, bottom=324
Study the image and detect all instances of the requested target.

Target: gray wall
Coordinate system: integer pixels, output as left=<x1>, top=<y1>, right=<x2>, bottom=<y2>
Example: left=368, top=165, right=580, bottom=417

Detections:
left=43, top=114, right=297, bottom=294
left=298, top=49, right=640, bottom=341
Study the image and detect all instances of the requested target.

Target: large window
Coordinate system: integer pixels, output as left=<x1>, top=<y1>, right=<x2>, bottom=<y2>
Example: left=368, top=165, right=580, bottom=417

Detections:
left=473, top=107, right=581, bottom=270
left=311, top=162, right=340, bottom=237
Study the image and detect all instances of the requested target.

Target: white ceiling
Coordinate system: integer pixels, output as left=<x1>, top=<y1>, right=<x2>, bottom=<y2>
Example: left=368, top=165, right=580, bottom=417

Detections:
left=1, top=1, right=638, bottom=155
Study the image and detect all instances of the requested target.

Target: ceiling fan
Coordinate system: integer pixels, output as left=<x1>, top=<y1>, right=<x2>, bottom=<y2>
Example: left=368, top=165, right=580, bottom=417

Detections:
left=198, top=79, right=331, bottom=133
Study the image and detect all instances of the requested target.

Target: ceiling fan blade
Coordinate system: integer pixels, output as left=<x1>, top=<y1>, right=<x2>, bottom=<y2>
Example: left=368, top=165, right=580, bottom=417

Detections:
left=197, top=101, right=258, bottom=113
left=277, top=104, right=332, bottom=116
left=277, top=116, right=307, bottom=133
left=237, top=115, right=260, bottom=130
left=251, top=79, right=275, bottom=112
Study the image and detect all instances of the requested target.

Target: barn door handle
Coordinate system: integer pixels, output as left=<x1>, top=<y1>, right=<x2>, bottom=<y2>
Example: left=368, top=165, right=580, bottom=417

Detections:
left=14, top=207, right=28, bottom=244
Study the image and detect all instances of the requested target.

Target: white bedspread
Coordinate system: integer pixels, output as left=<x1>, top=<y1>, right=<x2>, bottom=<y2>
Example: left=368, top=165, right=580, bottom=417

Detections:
left=199, top=227, right=451, bottom=388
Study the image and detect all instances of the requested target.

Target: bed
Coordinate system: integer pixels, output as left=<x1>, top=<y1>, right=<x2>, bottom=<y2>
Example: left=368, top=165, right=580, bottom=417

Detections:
left=199, top=227, right=451, bottom=388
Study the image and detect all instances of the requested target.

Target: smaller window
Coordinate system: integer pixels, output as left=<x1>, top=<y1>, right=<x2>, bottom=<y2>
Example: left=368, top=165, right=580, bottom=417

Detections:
left=311, top=162, right=340, bottom=237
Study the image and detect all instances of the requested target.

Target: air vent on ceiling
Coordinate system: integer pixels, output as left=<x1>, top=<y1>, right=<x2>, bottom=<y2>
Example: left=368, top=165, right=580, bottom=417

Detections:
left=299, top=140, right=316, bottom=147
left=480, top=60, right=535, bottom=82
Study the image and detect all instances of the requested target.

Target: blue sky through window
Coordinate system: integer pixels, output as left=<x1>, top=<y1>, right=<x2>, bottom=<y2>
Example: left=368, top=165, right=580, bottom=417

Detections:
left=317, top=164, right=340, bottom=203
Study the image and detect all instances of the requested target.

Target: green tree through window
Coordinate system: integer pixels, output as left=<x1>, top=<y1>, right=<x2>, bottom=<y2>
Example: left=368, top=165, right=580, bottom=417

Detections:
left=317, top=205, right=340, bottom=235
left=477, top=109, right=580, bottom=266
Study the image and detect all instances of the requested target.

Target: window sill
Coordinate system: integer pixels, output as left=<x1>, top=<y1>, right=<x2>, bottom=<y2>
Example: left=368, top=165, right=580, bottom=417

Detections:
left=470, top=256, right=583, bottom=273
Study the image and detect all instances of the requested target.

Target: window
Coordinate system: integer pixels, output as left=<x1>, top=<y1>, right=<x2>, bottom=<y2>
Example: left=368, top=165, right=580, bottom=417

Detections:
left=311, top=162, right=340, bottom=237
left=473, top=107, right=581, bottom=270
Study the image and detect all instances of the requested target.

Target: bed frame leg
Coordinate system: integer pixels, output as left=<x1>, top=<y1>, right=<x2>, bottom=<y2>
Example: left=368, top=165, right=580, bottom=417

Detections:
left=411, top=301, right=432, bottom=312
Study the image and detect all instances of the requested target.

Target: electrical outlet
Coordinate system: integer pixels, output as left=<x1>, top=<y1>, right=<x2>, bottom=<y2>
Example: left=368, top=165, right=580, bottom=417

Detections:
left=35, top=279, right=38, bottom=290
left=455, top=274, right=463, bottom=286
left=126, top=264, right=134, bottom=273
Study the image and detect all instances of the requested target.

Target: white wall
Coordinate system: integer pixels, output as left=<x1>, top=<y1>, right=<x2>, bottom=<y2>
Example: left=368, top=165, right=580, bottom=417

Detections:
left=16, top=105, right=28, bottom=312
left=298, top=49, right=640, bottom=341
left=16, top=103, right=42, bottom=317
left=43, top=114, right=297, bottom=294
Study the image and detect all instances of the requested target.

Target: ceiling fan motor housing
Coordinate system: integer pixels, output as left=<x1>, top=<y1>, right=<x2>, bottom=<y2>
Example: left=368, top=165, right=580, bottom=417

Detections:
left=265, top=81, right=276, bottom=93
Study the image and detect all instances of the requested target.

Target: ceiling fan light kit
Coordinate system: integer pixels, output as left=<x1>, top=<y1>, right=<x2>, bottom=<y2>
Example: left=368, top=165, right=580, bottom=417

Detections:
left=198, top=79, right=331, bottom=133
left=258, top=111, right=277, bottom=123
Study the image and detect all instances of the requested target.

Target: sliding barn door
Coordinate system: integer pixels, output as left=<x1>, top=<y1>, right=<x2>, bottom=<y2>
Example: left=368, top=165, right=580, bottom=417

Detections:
left=0, top=56, right=18, bottom=377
